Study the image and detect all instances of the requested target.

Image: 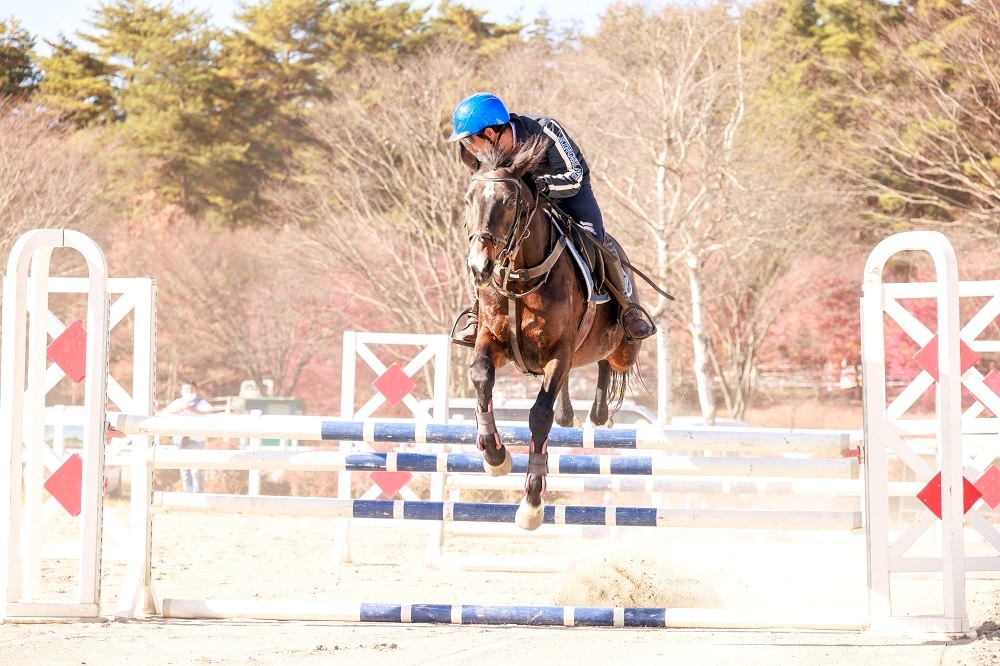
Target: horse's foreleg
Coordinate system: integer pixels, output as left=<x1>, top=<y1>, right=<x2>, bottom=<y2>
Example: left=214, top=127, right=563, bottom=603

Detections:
left=587, top=360, right=612, bottom=427
left=553, top=381, right=580, bottom=428
left=470, top=342, right=511, bottom=477
left=516, top=353, right=571, bottom=531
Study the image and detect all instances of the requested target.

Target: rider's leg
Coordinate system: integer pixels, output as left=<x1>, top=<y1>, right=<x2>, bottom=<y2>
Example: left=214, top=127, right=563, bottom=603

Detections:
left=558, top=184, right=654, bottom=341
left=602, top=240, right=655, bottom=341
left=556, top=181, right=606, bottom=243
left=451, top=277, right=479, bottom=346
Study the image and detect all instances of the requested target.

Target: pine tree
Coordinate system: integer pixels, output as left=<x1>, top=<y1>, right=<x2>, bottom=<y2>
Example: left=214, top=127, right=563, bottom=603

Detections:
left=0, top=18, right=37, bottom=97
left=425, top=0, right=523, bottom=55
left=36, top=37, right=117, bottom=126
left=81, top=0, right=235, bottom=217
left=323, top=0, right=426, bottom=68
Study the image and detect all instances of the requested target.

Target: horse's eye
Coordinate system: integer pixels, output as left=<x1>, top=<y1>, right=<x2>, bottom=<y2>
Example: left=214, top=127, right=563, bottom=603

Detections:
left=505, top=198, right=515, bottom=209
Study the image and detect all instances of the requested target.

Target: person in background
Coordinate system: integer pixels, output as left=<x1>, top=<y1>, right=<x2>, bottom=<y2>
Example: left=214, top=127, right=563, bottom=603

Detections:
left=162, top=379, right=213, bottom=493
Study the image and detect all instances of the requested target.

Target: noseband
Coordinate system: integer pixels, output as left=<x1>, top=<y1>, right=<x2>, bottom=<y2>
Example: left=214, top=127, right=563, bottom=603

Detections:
left=466, top=175, right=535, bottom=263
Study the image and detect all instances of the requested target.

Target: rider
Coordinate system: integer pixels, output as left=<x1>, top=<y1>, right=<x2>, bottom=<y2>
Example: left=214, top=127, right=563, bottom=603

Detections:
left=448, top=92, right=655, bottom=345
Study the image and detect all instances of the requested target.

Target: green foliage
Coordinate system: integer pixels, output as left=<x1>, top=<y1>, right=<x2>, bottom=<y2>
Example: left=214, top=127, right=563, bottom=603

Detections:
left=80, top=1, right=233, bottom=216
left=37, top=37, right=117, bottom=126
left=323, top=0, right=427, bottom=68
left=424, top=0, right=523, bottom=55
left=0, top=18, right=37, bottom=97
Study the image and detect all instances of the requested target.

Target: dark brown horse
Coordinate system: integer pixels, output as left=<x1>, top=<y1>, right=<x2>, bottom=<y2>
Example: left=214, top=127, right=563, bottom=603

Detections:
left=459, top=135, right=643, bottom=530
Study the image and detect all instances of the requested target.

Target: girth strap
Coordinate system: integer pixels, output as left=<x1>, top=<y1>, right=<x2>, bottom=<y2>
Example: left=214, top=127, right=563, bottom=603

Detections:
left=494, top=236, right=567, bottom=287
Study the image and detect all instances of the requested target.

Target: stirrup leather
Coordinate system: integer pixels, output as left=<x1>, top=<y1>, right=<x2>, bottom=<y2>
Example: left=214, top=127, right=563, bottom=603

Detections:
left=449, top=306, right=477, bottom=347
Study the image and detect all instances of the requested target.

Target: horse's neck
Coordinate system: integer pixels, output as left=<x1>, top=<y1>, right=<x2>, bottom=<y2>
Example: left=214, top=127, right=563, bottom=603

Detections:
left=514, top=208, right=551, bottom=268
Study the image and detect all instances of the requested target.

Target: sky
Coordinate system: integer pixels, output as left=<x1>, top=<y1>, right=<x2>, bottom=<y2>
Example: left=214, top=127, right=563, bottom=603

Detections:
left=6, top=0, right=631, bottom=48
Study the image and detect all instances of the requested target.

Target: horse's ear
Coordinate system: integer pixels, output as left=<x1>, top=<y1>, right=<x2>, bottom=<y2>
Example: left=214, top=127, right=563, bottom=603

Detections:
left=511, top=135, right=552, bottom=179
left=459, top=143, right=480, bottom=173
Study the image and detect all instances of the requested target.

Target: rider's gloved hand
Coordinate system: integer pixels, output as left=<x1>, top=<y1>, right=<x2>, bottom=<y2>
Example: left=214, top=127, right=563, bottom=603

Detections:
left=534, top=177, right=550, bottom=197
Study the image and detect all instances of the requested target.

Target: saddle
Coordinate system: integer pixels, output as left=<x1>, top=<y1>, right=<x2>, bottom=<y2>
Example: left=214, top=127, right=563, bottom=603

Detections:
left=541, top=203, right=609, bottom=304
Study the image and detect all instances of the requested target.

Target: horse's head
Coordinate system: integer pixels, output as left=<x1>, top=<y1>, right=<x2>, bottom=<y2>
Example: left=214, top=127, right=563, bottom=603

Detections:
left=459, top=135, right=551, bottom=286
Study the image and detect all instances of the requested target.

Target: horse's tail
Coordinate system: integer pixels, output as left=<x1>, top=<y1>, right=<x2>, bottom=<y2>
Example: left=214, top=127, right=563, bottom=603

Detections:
left=608, top=359, right=648, bottom=418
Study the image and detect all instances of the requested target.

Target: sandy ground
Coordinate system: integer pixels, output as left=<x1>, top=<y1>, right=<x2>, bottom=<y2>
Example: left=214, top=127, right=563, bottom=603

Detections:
left=2, top=496, right=999, bottom=666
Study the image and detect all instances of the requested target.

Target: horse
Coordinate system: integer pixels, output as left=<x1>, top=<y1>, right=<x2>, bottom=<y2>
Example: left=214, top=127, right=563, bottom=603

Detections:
left=459, top=134, right=644, bottom=530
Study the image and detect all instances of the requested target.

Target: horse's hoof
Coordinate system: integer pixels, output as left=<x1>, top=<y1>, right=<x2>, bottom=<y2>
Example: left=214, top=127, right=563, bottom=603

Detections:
left=573, top=416, right=582, bottom=428
left=483, top=447, right=512, bottom=477
left=515, top=497, right=544, bottom=531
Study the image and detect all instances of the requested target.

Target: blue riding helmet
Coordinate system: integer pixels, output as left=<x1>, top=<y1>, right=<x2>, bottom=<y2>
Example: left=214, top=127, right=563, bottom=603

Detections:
left=448, top=92, right=510, bottom=142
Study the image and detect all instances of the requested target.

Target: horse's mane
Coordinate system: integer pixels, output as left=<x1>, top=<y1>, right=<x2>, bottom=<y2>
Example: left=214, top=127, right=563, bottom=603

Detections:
left=477, top=134, right=550, bottom=173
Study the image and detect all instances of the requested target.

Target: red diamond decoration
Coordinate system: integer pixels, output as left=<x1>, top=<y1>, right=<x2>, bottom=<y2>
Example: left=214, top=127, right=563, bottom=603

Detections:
left=912, top=334, right=979, bottom=382
left=43, top=453, right=84, bottom=517
left=974, top=465, right=1000, bottom=509
left=46, top=319, right=88, bottom=383
left=916, top=472, right=983, bottom=519
left=983, top=370, right=1000, bottom=399
left=369, top=471, right=412, bottom=498
left=372, top=363, right=415, bottom=406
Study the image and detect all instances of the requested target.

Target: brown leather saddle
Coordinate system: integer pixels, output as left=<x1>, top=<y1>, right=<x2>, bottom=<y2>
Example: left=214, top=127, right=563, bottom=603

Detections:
left=542, top=203, right=610, bottom=303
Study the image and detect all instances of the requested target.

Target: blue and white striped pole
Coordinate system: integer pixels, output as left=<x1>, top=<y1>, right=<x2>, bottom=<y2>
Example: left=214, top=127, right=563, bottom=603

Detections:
left=158, top=598, right=868, bottom=630
left=111, top=414, right=854, bottom=455
left=145, top=449, right=857, bottom=479
left=152, top=493, right=863, bottom=531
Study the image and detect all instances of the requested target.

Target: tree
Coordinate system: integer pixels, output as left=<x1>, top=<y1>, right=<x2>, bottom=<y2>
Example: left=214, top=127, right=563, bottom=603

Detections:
left=219, top=0, right=338, bottom=202
left=848, top=1, right=1000, bottom=238
left=574, top=4, right=751, bottom=423
left=116, top=222, right=347, bottom=398
left=78, top=1, right=240, bottom=219
left=266, top=47, right=478, bottom=394
left=0, top=18, right=37, bottom=97
left=322, top=0, right=427, bottom=67
left=36, top=37, right=117, bottom=126
left=424, top=0, right=524, bottom=55
left=0, top=101, right=115, bottom=261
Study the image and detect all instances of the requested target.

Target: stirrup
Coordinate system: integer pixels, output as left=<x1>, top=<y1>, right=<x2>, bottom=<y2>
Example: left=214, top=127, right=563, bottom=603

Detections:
left=449, top=307, right=477, bottom=348
left=622, top=304, right=657, bottom=342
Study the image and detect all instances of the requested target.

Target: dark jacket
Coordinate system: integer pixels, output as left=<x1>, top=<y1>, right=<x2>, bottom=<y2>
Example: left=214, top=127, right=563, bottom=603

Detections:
left=510, top=113, right=589, bottom=200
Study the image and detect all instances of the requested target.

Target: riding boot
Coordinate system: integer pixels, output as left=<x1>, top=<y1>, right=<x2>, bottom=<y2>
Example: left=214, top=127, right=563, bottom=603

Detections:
left=603, top=240, right=656, bottom=341
left=450, top=298, right=479, bottom=347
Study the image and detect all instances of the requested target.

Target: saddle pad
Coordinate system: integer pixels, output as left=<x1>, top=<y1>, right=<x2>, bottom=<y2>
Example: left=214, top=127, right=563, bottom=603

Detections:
left=545, top=209, right=595, bottom=302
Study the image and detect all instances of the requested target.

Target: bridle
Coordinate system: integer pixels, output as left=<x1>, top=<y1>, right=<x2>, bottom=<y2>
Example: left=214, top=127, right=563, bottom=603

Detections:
left=465, top=175, right=536, bottom=265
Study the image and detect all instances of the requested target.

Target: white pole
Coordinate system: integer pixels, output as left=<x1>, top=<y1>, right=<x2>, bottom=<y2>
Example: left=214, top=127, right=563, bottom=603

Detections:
left=117, top=278, right=157, bottom=619
left=24, top=246, right=55, bottom=599
left=2, top=230, right=64, bottom=615
left=248, top=410, right=262, bottom=497
left=333, top=331, right=357, bottom=565
left=68, top=230, right=110, bottom=611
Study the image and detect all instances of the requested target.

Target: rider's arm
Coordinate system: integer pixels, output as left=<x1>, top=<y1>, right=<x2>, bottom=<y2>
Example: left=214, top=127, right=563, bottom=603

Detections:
left=534, top=118, right=584, bottom=199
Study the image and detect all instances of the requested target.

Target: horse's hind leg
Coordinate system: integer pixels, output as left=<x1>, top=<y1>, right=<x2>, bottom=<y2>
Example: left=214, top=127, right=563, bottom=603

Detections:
left=587, top=360, right=612, bottom=427
left=554, top=381, right=580, bottom=428
left=517, top=353, right=571, bottom=531
left=470, top=342, right=511, bottom=477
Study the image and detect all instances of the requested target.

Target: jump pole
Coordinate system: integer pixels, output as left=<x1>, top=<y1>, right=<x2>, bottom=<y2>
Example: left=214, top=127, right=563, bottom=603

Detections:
left=109, top=413, right=853, bottom=455
left=157, top=599, right=869, bottom=630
